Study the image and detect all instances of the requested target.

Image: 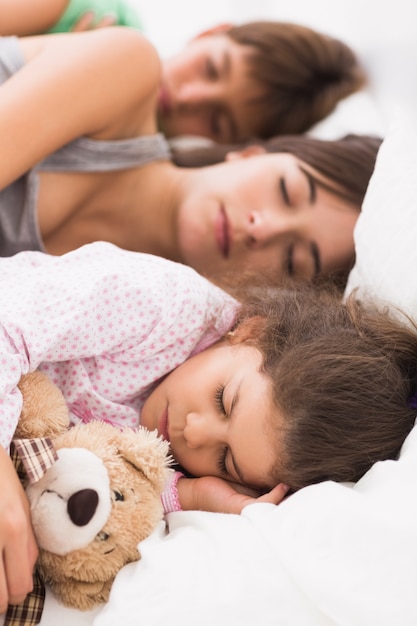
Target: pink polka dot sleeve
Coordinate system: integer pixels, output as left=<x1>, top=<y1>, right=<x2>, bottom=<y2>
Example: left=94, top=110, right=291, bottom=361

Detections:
left=0, top=243, right=238, bottom=448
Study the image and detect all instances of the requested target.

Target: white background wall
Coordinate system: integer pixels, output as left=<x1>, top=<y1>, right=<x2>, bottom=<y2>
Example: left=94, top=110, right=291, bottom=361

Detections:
left=132, top=0, right=416, bottom=57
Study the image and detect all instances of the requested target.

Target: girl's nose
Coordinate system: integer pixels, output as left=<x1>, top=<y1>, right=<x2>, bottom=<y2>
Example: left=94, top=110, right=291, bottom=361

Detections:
left=184, top=412, right=218, bottom=449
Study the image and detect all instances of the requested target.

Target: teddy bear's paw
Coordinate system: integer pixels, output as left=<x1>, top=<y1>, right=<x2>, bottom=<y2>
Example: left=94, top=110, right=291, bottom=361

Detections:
left=16, top=370, right=70, bottom=438
left=52, top=579, right=113, bottom=610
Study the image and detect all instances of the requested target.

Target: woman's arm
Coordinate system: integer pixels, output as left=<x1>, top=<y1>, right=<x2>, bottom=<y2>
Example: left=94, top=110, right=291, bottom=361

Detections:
left=0, top=27, right=160, bottom=189
left=0, top=0, right=69, bottom=36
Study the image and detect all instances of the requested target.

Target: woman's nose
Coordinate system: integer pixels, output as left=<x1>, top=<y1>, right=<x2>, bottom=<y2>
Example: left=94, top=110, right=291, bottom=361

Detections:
left=247, top=210, right=294, bottom=246
left=184, top=412, right=218, bottom=449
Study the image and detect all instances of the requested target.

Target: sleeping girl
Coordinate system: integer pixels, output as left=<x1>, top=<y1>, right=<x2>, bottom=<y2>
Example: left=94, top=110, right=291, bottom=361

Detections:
left=0, top=242, right=415, bottom=610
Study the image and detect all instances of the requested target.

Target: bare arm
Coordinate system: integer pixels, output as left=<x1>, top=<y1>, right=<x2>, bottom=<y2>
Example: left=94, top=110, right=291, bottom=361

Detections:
left=0, top=445, right=38, bottom=612
left=0, top=0, right=69, bottom=35
left=0, top=28, right=161, bottom=190
left=177, top=476, right=290, bottom=514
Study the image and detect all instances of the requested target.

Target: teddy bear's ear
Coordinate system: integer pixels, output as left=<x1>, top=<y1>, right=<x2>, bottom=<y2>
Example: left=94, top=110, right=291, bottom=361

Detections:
left=118, top=427, right=171, bottom=493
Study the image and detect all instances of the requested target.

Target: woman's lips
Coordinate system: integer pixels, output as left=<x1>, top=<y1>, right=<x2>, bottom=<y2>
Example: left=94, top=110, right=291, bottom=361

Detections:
left=215, top=206, right=231, bottom=259
left=159, top=406, right=170, bottom=442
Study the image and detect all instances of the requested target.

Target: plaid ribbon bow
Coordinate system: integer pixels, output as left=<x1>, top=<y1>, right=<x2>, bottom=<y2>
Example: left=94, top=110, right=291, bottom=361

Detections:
left=5, top=437, right=59, bottom=626
left=3, top=571, right=45, bottom=626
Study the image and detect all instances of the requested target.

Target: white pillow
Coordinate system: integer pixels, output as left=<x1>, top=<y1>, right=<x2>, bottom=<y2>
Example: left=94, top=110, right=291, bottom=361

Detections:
left=307, top=89, right=386, bottom=140
left=345, top=105, right=417, bottom=315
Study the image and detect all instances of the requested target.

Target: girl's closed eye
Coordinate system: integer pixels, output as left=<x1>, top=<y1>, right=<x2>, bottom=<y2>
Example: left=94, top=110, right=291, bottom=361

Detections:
left=217, top=446, right=229, bottom=478
left=215, top=384, right=226, bottom=416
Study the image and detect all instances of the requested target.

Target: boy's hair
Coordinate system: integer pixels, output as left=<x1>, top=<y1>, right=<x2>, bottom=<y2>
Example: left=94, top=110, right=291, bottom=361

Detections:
left=234, top=284, right=417, bottom=490
left=227, top=21, right=367, bottom=137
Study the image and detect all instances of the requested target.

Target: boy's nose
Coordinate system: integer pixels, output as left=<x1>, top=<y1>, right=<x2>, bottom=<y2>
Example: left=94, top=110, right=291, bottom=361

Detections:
left=176, top=82, right=220, bottom=109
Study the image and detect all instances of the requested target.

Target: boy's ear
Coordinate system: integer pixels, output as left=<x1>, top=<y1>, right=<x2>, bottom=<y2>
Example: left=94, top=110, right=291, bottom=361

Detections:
left=225, top=145, right=267, bottom=162
left=192, top=23, right=233, bottom=40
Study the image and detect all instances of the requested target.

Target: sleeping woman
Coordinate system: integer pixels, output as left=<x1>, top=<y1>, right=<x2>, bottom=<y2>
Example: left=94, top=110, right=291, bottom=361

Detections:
left=0, top=29, right=380, bottom=285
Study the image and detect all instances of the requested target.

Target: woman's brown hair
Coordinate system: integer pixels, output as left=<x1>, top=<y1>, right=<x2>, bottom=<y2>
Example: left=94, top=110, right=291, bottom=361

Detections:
left=172, top=133, right=382, bottom=210
left=232, top=283, right=417, bottom=490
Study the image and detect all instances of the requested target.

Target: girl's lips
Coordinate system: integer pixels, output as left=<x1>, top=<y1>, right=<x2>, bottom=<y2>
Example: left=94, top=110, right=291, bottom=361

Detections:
left=159, top=406, right=170, bottom=442
left=215, top=206, right=231, bottom=259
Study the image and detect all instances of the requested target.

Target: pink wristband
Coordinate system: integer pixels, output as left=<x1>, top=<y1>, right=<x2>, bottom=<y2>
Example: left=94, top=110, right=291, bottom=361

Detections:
left=161, top=471, right=184, bottom=514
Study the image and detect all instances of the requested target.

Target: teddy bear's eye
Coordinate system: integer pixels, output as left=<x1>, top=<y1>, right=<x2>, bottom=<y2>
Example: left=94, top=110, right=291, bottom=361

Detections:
left=96, top=531, right=109, bottom=541
left=113, top=490, right=124, bottom=502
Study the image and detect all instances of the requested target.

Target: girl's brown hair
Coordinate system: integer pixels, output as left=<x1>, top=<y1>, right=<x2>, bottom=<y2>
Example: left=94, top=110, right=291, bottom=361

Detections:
left=233, top=283, right=417, bottom=490
left=228, top=21, right=367, bottom=137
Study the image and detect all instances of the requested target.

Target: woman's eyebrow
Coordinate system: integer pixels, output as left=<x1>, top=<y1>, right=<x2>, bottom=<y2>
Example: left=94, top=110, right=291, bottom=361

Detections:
left=279, top=177, right=291, bottom=205
left=299, top=166, right=317, bottom=203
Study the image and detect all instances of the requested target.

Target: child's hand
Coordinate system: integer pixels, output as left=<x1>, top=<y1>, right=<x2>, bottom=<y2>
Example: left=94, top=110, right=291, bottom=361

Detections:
left=177, top=476, right=289, bottom=514
left=71, top=12, right=116, bottom=32
left=0, top=446, right=38, bottom=613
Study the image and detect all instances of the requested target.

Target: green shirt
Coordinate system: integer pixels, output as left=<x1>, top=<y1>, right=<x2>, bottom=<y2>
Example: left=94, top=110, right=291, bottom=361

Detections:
left=48, top=0, right=143, bottom=33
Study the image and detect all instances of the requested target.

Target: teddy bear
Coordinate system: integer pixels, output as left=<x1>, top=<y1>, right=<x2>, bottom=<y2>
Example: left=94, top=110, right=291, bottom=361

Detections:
left=10, top=370, right=171, bottom=613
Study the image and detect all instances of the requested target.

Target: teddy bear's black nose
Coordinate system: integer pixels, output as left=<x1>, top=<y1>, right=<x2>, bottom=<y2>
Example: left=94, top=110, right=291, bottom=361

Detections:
left=67, top=489, right=99, bottom=526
